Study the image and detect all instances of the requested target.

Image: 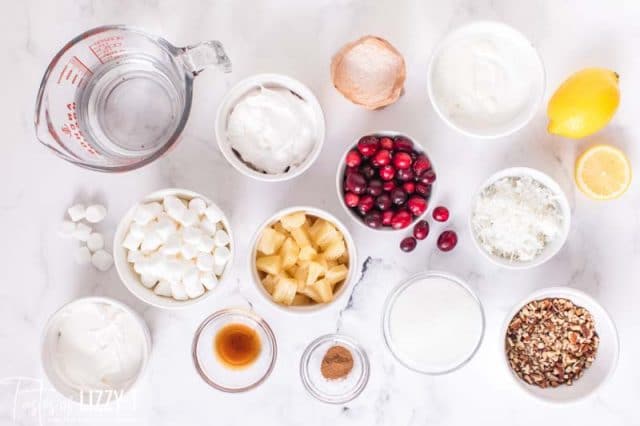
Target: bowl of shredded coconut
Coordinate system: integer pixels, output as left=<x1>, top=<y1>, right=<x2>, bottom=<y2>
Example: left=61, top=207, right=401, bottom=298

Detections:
left=469, top=167, right=570, bottom=269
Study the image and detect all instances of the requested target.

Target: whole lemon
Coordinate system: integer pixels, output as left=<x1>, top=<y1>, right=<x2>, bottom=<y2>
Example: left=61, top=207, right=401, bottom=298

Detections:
left=547, top=68, right=620, bottom=139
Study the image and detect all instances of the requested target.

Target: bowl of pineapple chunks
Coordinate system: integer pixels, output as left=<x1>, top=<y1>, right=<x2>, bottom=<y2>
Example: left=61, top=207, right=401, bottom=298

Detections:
left=251, top=207, right=357, bottom=312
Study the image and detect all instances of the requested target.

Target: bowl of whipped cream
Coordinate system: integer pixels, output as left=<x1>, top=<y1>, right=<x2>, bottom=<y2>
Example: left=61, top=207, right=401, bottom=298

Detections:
left=215, top=74, right=325, bottom=181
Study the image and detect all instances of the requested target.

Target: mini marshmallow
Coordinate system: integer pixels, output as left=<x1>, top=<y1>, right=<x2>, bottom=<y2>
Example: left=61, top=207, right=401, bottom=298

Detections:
left=74, top=246, right=92, bottom=265
left=213, top=229, right=230, bottom=247
left=179, top=209, right=199, bottom=227
left=180, top=243, right=199, bottom=260
left=129, top=223, right=145, bottom=239
left=140, top=274, right=158, bottom=289
left=164, top=259, right=188, bottom=282
left=188, top=198, right=207, bottom=215
left=213, top=262, right=226, bottom=277
left=213, top=245, right=231, bottom=266
left=122, top=231, right=143, bottom=251
left=91, top=250, right=113, bottom=272
left=86, top=232, right=104, bottom=252
left=154, top=280, right=172, bottom=297
left=160, top=234, right=181, bottom=256
left=197, top=236, right=215, bottom=253
left=163, top=196, right=187, bottom=222
left=72, top=222, right=92, bottom=241
left=154, top=215, right=177, bottom=241
left=182, top=227, right=203, bottom=245
left=199, top=218, right=217, bottom=236
left=185, top=278, right=205, bottom=299
left=133, top=203, right=157, bottom=225
left=127, top=249, right=144, bottom=263
left=199, top=272, right=218, bottom=290
left=144, top=253, right=167, bottom=278
left=67, top=204, right=86, bottom=222
left=85, top=204, right=107, bottom=223
left=141, top=232, right=163, bottom=252
left=196, top=253, right=214, bottom=271
left=58, top=221, right=76, bottom=238
left=133, top=258, right=151, bottom=275
left=170, top=281, right=188, bottom=300
left=204, top=204, right=223, bottom=223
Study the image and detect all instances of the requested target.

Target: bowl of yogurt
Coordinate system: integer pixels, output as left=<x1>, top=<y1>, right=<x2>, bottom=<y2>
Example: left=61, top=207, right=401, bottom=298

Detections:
left=215, top=74, right=325, bottom=181
left=41, top=297, right=151, bottom=404
left=427, top=21, right=545, bottom=138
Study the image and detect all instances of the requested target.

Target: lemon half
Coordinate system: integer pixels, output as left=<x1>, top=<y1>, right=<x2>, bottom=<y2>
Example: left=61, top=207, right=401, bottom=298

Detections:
left=575, top=145, right=631, bottom=200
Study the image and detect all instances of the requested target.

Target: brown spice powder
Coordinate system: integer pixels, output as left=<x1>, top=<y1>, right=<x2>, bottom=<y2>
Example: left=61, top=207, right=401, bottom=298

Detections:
left=321, top=345, right=354, bottom=380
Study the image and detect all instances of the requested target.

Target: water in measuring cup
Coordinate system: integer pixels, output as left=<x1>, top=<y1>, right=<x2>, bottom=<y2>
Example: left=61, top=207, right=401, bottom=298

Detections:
left=77, top=55, right=184, bottom=158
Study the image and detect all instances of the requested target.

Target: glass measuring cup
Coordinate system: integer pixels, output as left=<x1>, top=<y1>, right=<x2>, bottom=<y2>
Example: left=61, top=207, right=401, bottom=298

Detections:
left=35, top=25, right=231, bottom=172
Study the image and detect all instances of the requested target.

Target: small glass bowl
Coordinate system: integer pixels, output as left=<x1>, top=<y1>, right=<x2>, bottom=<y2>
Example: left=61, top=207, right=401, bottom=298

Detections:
left=299, top=334, right=370, bottom=404
left=192, top=309, right=277, bottom=393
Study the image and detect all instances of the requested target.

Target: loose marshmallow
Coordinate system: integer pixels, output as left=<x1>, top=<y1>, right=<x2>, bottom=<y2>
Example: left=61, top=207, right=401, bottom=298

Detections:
left=72, top=223, right=92, bottom=241
left=140, top=274, right=159, bottom=289
left=58, top=221, right=76, bottom=238
left=154, top=280, right=172, bottom=297
left=91, top=250, right=113, bottom=272
left=196, top=253, right=214, bottom=271
left=163, top=196, right=187, bottom=222
left=85, top=204, right=107, bottom=223
left=86, top=232, right=104, bottom=252
left=204, top=204, right=223, bottom=223
left=213, top=246, right=231, bottom=266
left=188, top=198, right=207, bottom=215
left=213, top=229, right=230, bottom=247
left=170, top=281, right=188, bottom=300
left=67, top=204, right=86, bottom=222
left=74, top=246, right=92, bottom=265
left=199, top=272, right=218, bottom=290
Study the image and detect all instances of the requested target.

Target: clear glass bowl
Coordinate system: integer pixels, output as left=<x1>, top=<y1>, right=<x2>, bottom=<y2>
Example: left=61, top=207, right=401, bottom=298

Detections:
left=192, top=309, right=277, bottom=392
left=382, top=271, right=485, bottom=375
left=299, top=334, right=370, bottom=404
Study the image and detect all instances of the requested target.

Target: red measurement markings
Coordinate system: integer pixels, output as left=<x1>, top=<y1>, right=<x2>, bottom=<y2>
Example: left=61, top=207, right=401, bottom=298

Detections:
left=56, top=56, right=93, bottom=87
left=60, top=102, right=99, bottom=156
left=89, top=36, right=125, bottom=63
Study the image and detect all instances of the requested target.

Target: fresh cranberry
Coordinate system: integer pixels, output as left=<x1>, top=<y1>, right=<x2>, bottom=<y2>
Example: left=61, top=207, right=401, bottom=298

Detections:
left=382, top=211, right=394, bottom=226
left=367, top=179, right=383, bottom=196
left=400, top=237, right=417, bottom=252
left=413, top=220, right=429, bottom=240
left=432, top=206, right=450, bottom=222
left=344, top=166, right=358, bottom=177
left=364, top=211, right=383, bottom=229
left=345, top=173, right=367, bottom=194
left=437, top=231, right=457, bottom=252
left=360, top=164, right=376, bottom=179
left=344, top=192, right=359, bottom=207
left=397, top=168, right=414, bottom=181
left=357, top=195, right=374, bottom=215
left=403, top=182, right=415, bottom=194
left=391, top=210, right=412, bottom=230
left=383, top=181, right=396, bottom=192
left=413, top=155, right=431, bottom=175
left=379, top=165, right=396, bottom=181
left=415, top=183, right=432, bottom=197
left=407, top=196, right=427, bottom=216
left=418, top=169, right=436, bottom=185
left=393, top=136, right=414, bottom=152
left=380, top=137, right=394, bottom=150
left=390, top=188, right=407, bottom=205
left=357, top=136, right=379, bottom=157
left=345, top=150, right=362, bottom=168
left=393, top=152, right=412, bottom=170
left=375, top=194, right=392, bottom=211
left=372, top=149, right=392, bottom=167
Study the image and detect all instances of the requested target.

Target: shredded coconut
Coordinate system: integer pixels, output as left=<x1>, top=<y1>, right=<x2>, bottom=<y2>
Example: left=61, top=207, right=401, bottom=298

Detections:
left=471, top=175, right=563, bottom=262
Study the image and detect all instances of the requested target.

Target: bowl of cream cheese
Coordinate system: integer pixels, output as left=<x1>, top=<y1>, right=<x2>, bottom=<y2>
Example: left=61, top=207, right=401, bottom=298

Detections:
left=41, top=297, right=151, bottom=404
left=215, top=74, right=325, bottom=181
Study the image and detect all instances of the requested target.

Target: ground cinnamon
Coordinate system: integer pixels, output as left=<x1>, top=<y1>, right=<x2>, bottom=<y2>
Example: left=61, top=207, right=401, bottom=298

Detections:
left=320, top=345, right=354, bottom=380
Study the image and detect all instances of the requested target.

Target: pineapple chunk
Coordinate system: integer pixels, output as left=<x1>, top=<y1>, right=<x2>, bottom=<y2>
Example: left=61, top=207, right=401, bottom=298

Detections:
left=325, top=264, right=348, bottom=286
left=280, top=211, right=306, bottom=230
left=272, top=222, right=287, bottom=234
left=314, top=255, right=328, bottom=272
left=308, top=218, right=324, bottom=240
left=305, top=261, right=324, bottom=286
left=294, top=263, right=307, bottom=283
left=291, top=293, right=313, bottom=306
left=303, top=279, right=333, bottom=303
left=322, top=239, right=346, bottom=260
left=285, top=264, right=298, bottom=277
left=272, top=276, right=297, bottom=305
left=262, top=274, right=278, bottom=294
left=290, top=226, right=311, bottom=248
left=299, top=246, right=317, bottom=261
left=313, top=221, right=339, bottom=248
left=257, top=228, right=286, bottom=255
left=256, top=255, right=281, bottom=275
left=280, top=238, right=299, bottom=269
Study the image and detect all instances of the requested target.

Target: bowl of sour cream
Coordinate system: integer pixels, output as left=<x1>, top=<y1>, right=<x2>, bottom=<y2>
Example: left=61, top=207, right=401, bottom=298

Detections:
left=427, top=21, right=545, bottom=139
left=215, top=74, right=325, bottom=181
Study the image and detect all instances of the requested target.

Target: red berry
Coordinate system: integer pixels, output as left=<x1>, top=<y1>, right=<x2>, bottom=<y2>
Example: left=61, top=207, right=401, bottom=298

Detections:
left=357, top=136, right=379, bottom=157
left=380, top=137, right=394, bottom=150
left=357, top=195, right=374, bottom=215
left=345, top=150, right=362, bottom=168
left=372, top=149, right=392, bottom=167
left=403, top=182, right=415, bottom=194
left=400, top=237, right=417, bottom=252
left=391, top=210, right=412, bottom=229
left=413, top=155, right=431, bottom=175
left=364, top=211, right=383, bottom=228
left=345, top=166, right=358, bottom=177
left=415, top=183, right=432, bottom=197
left=393, top=136, right=414, bottom=152
left=390, top=188, right=407, bottom=205
left=383, top=181, right=396, bottom=192
left=418, top=169, right=436, bottom=185
left=393, top=152, right=412, bottom=170
left=344, top=192, right=359, bottom=207
left=413, top=220, right=429, bottom=240
left=375, top=193, right=392, bottom=211
left=345, top=173, right=367, bottom=194
left=432, top=206, right=450, bottom=222
left=359, top=164, right=376, bottom=179
left=382, top=210, right=394, bottom=226
left=379, top=165, right=396, bottom=181
left=397, top=168, right=414, bottom=181
left=367, top=179, right=384, bottom=196
left=437, top=231, right=457, bottom=252
left=407, top=196, right=427, bottom=216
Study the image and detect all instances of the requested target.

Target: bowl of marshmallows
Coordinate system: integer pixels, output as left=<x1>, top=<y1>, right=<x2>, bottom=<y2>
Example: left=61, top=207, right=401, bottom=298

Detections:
left=113, top=189, right=233, bottom=309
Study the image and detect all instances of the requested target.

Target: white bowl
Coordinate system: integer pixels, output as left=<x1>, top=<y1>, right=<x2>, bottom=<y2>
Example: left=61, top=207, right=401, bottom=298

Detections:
left=469, top=167, right=571, bottom=269
left=501, top=287, right=619, bottom=404
left=427, top=21, right=545, bottom=139
left=113, top=188, right=234, bottom=309
left=41, top=297, right=151, bottom=404
left=215, top=73, right=326, bottom=182
left=335, top=131, right=437, bottom=232
left=249, top=206, right=358, bottom=314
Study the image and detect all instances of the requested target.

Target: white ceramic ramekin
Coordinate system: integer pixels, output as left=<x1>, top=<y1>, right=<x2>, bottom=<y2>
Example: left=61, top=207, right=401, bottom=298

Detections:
left=249, top=206, right=357, bottom=314
left=113, top=188, right=234, bottom=309
left=215, top=73, right=326, bottom=182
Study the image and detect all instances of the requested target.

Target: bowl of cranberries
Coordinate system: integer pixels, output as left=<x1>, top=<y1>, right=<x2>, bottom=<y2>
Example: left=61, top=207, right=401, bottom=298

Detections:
left=336, top=132, right=436, bottom=231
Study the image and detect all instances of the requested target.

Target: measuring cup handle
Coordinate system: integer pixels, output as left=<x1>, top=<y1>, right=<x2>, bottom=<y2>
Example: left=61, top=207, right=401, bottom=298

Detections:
left=179, top=41, right=232, bottom=76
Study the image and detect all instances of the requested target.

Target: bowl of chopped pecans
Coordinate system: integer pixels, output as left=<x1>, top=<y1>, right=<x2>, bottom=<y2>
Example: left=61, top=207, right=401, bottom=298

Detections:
left=502, top=287, right=619, bottom=403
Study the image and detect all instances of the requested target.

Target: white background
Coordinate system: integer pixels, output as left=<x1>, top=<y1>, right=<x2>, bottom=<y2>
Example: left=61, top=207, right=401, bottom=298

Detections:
left=1, top=0, right=639, bottom=425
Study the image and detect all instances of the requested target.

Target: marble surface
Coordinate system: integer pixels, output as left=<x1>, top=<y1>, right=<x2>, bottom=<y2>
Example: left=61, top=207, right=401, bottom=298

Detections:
left=1, top=0, right=640, bottom=425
